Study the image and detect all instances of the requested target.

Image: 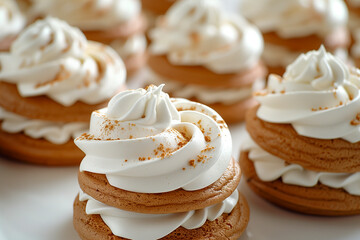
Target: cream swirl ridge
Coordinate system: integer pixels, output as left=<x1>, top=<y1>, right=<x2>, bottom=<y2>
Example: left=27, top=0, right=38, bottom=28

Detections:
left=76, top=86, right=232, bottom=193
left=31, top=0, right=141, bottom=30
left=241, top=0, right=348, bottom=38
left=242, top=134, right=360, bottom=196
left=149, top=0, right=263, bottom=74
left=0, top=0, right=26, bottom=41
left=256, top=46, right=360, bottom=143
left=79, top=190, right=239, bottom=240
left=0, top=17, right=125, bottom=106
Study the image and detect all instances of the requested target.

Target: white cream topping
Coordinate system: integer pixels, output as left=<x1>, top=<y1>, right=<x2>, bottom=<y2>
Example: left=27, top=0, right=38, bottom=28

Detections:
left=79, top=189, right=239, bottom=240
left=149, top=69, right=265, bottom=105
left=31, top=0, right=141, bottom=30
left=0, top=17, right=125, bottom=107
left=241, top=0, right=348, bottom=38
left=76, top=85, right=232, bottom=193
left=0, top=0, right=26, bottom=42
left=242, top=134, right=360, bottom=196
left=149, top=0, right=263, bottom=74
left=110, top=34, right=146, bottom=59
left=0, top=106, right=88, bottom=144
left=256, top=46, right=360, bottom=143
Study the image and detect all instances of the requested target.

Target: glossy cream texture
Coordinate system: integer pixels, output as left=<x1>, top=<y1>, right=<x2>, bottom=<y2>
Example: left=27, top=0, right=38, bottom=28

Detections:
left=241, top=0, right=348, bottom=38
left=79, top=190, right=239, bottom=240
left=242, top=134, right=360, bottom=196
left=31, top=0, right=141, bottom=30
left=0, top=107, right=88, bottom=144
left=149, top=0, right=263, bottom=74
left=149, top=69, right=265, bottom=105
left=0, top=0, right=25, bottom=41
left=256, top=47, right=360, bottom=143
left=0, top=17, right=125, bottom=107
left=76, top=85, right=232, bottom=193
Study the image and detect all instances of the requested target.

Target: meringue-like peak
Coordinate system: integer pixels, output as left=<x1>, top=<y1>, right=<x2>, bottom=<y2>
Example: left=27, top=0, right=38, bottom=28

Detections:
left=256, top=46, right=360, bottom=142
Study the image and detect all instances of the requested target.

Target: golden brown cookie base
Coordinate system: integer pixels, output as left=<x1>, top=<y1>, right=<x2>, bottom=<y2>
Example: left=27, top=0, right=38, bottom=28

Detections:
left=266, top=65, right=286, bottom=77
left=0, top=82, right=110, bottom=123
left=83, top=15, right=147, bottom=43
left=148, top=55, right=266, bottom=88
left=0, top=127, right=84, bottom=166
left=263, top=28, right=349, bottom=52
left=141, top=0, right=177, bottom=15
left=246, top=105, right=360, bottom=173
left=123, top=51, right=148, bottom=77
left=239, top=151, right=360, bottom=216
left=188, top=97, right=258, bottom=124
left=79, top=158, right=241, bottom=214
left=73, top=192, right=249, bottom=240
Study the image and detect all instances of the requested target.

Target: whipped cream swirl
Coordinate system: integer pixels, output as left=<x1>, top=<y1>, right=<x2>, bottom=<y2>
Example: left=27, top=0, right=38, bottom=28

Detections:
left=0, top=106, right=88, bottom=144
left=241, top=0, right=348, bottom=38
left=79, top=190, right=238, bottom=240
left=242, top=134, right=360, bottom=196
left=0, top=0, right=26, bottom=42
left=256, top=46, right=360, bottom=143
left=31, top=0, right=141, bottom=30
left=0, top=17, right=125, bottom=106
left=76, top=85, right=232, bottom=193
left=150, top=0, right=263, bottom=74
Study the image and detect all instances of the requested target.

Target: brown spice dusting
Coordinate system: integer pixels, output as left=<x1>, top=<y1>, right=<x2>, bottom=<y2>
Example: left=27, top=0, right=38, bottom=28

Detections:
left=182, top=168, right=186, bottom=171
left=188, top=159, right=195, bottom=167
left=280, top=90, right=286, bottom=94
left=204, top=136, right=211, bottom=142
left=124, top=160, right=128, bottom=162
left=139, top=157, right=146, bottom=161
left=35, top=65, right=71, bottom=88
left=253, top=91, right=268, bottom=97
left=350, top=113, right=360, bottom=126
left=129, top=135, right=133, bottom=139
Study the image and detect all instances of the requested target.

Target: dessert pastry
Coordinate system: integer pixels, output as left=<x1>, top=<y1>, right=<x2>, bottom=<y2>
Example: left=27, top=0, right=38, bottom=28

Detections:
left=148, top=0, right=266, bottom=124
left=141, top=0, right=177, bottom=31
left=345, top=0, right=360, bottom=67
left=0, top=0, right=26, bottom=51
left=73, top=85, right=250, bottom=239
left=239, top=46, right=360, bottom=216
left=31, top=0, right=147, bottom=75
left=241, top=0, right=350, bottom=76
left=0, top=17, right=126, bottom=166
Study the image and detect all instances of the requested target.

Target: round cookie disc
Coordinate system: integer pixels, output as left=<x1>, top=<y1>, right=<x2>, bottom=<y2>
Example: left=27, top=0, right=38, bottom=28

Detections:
left=0, top=82, right=108, bottom=123
left=148, top=55, right=266, bottom=88
left=73, top=192, right=250, bottom=240
left=79, top=158, right=241, bottom=214
left=0, top=128, right=84, bottom=166
left=240, top=151, right=360, bottom=216
left=189, top=97, right=258, bottom=124
left=246, top=106, right=360, bottom=173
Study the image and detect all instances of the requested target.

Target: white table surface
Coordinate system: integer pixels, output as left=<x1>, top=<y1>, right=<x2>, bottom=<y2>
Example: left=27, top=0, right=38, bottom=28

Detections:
left=0, top=122, right=359, bottom=240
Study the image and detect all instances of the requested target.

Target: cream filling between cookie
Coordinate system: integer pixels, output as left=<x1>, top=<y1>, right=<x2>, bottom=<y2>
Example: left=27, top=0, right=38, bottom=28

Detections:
left=242, top=133, right=360, bottom=196
left=79, top=189, right=239, bottom=240
left=0, top=106, right=88, bottom=144
left=147, top=69, right=264, bottom=105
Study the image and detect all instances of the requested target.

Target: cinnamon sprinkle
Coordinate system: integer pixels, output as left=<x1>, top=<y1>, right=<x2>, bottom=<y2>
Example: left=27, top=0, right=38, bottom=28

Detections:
left=35, top=65, right=71, bottom=88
